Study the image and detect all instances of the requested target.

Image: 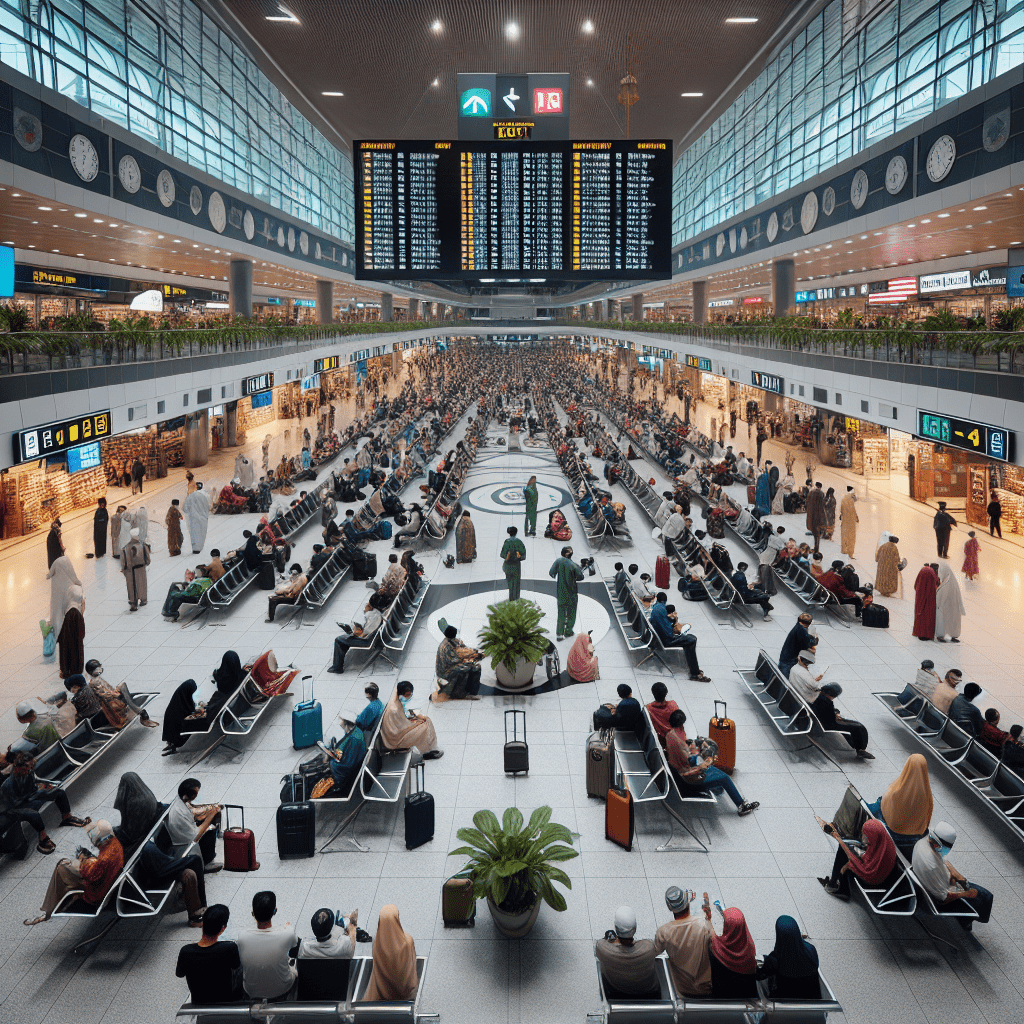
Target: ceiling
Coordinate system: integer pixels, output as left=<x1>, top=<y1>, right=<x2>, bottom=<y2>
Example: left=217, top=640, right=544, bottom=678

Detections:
left=214, top=0, right=802, bottom=147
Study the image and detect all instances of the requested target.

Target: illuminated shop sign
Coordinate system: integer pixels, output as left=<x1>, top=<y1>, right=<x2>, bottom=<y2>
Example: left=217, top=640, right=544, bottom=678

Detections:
left=708, top=298, right=734, bottom=307
left=250, top=390, right=273, bottom=409
left=686, top=354, right=713, bottom=371
left=916, top=410, right=1012, bottom=462
left=301, top=373, right=321, bottom=391
left=314, top=355, right=341, bottom=373
left=14, top=410, right=112, bottom=463
left=66, top=441, right=102, bottom=473
left=742, top=296, right=764, bottom=304
left=750, top=371, right=784, bottom=394
left=919, top=270, right=971, bottom=293
left=241, top=372, right=274, bottom=396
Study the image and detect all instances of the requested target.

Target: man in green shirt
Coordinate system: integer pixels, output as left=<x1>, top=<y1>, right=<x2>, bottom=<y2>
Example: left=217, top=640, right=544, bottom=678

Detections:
left=524, top=476, right=539, bottom=537
left=161, top=567, right=214, bottom=621
left=549, top=546, right=585, bottom=640
left=500, top=526, right=527, bottom=601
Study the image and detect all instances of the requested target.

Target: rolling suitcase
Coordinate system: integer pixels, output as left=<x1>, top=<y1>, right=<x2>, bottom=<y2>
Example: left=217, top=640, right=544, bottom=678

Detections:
left=504, top=709, right=529, bottom=775
left=747, top=484, right=757, bottom=504
left=709, top=699, right=736, bottom=775
left=292, top=675, right=322, bottom=750
left=222, top=804, right=258, bottom=871
left=605, top=784, right=634, bottom=852
left=442, top=871, right=477, bottom=928
left=276, top=801, right=316, bottom=858
left=655, top=554, right=671, bottom=589
left=404, top=762, right=435, bottom=849
left=587, top=729, right=615, bottom=798
left=352, top=552, right=377, bottom=581
left=862, top=603, right=889, bottom=628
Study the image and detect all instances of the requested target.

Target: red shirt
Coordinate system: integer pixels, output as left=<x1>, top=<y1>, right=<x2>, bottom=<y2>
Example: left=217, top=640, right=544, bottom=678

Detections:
left=646, top=700, right=680, bottom=741
left=820, top=570, right=856, bottom=600
left=979, top=721, right=1009, bottom=756
left=80, top=838, right=124, bottom=905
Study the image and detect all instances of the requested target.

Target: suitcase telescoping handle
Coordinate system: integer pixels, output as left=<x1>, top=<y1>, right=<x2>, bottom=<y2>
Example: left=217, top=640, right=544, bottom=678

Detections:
left=301, top=674, right=313, bottom=705
left=713, top=700, right=728, bottom=723
left=505, top=708, right=526, bottom=743
left=223, top=803, right=245, bottom=833
left=410, top=761, right=425, bottom=796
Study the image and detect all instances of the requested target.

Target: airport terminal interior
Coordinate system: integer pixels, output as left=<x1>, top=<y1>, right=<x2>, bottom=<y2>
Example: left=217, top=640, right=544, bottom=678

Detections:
left=3, top=2, right=1024, bottom=1023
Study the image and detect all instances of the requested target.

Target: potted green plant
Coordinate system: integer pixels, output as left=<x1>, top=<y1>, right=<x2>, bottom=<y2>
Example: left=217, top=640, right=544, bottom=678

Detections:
left=476, top=598, right=549, bottom=689
left=450, top=806, right=578, bottom=938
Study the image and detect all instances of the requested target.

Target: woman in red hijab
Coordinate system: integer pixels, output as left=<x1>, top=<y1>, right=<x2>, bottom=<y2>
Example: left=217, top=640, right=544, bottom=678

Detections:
left=912, top=564, right=939, bottom=639
left=817, top=818, right=898, bottom=900
left=709, top=906, right=758, bottom=998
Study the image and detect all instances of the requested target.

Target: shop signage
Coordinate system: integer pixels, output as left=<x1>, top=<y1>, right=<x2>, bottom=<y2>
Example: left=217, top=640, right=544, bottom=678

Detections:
left=844, top=418, right=861, bottom=433
left=15, top=264, right=110, bottom=296
left=241, top=372, right=274, bottom=396
left=293, top=299, right=316, bottom=308
left=161, top=283, right=228, bottom=302
left=795, top=291, right=813, bottom=303
left=686, top=354, right=713, bottom=372
left=0, top=245, right=13, bottom=298
left=707, top=298, right=734, bottom=307
left=67, top=441, right=102, bottom=473
left=301, top=373, right=321, bottom=391
left=972, top=267, right=1006, bottom=289
left=750, top=371, right=784, bottom=394
left=264, top=297, right=282, bottom=305
left=795, top=288, right=834, bottom=303
left=920, top=270, right=971, bottom=293
left=14, top=410, right=112, bottom=463
left=916, top=409, right=1013, bottom=462
left=742, top=296, right=764, bottom=304
left=868, top=277, right=918, bottom=304
left=313, top=355, right=341, bottom=373
left=250, top=390, right=273, bottom=410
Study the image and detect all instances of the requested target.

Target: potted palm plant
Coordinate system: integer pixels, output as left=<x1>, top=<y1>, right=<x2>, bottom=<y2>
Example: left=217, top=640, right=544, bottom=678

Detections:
left=449, top=806, right=578, bottom=938
left=476, top=598, right=549, bottom=689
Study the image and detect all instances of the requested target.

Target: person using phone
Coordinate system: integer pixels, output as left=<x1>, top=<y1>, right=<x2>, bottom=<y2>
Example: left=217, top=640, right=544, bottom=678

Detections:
left=298, top=907, right=357, bottom=960
left=815, top=816, right=898, bottom=901
left=912, top=823, right=993, bottom=931
left=654, top=886, right=715, bottom=997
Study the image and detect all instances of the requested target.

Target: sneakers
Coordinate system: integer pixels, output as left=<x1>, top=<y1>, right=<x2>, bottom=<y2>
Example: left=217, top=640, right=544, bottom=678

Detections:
left=763, top=615, right=773, bottom=622
left=818, top=877, right=850, bottom=901
left=204, top=861, right=223, bottom=874
left=856, top=749, right=875, bottom=759
left=737, top=801, right=760, bottom=816
left=423, top=749, right=445, bottom=760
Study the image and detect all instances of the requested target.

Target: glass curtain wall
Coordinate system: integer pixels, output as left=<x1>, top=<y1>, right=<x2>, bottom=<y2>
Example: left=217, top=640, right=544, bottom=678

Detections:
left=0, top=0, right=353, bottom=244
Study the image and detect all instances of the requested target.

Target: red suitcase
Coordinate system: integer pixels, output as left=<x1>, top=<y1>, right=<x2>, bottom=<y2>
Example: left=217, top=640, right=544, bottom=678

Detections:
left=222, top=804, right=258, bottom=871
left=747, top=484, right=757, bottom=504
left=655, top=555, right=671, bottom=589
left=708, top=700, right=736, bottom=775
left=605, top=785, right=634, bottom=852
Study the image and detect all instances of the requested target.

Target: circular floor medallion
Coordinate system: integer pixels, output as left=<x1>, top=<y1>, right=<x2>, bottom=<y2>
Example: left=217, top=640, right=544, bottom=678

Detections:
left=460, top=482, right=571, bottom=516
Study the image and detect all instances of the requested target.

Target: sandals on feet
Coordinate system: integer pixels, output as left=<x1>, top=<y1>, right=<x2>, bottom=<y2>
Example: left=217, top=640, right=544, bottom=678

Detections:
left=24, top=915, right=47, bottom=926
left=59, top=816, right=92, bottom=828
left=690, top=672, right=712, bottom=682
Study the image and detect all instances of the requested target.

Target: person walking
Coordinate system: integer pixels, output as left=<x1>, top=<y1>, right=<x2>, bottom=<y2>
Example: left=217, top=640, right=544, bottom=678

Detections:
left=165, top=499, right=184, bottom=556
left=499, top=526, right=526, bottom=601
left=524, top=476, right=539, bottom=537
left=933, top=502, right=957, bottom=558
left=962, top=531, right=980, bottom=581
left=839, top=487, right=858, bottom=559
left=549, top=546, right=585, bottom=641
left=987, top=492, right=1002, bottom=538
left=183, top=482, right=211, bottom=554
left=130, top=457, right=146, bottom=495
left=805, top=482, right=826, bottom=554
left=120, top=527, right=150, bottom=612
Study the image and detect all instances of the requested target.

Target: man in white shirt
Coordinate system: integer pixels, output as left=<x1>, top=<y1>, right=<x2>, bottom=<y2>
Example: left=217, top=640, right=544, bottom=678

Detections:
left=736, top=453, right=752, bottom=479
left=329, top=602, right=385, bottom=673
left=654, top=492, right=675, bottom=528
left=662, top=507, right=687, bottom=554
left=166, top=777, right=222, bottom=870
left=757, top=524, right=786, bottom=593
left=893, top=659, right=941, bottom=715
left=298, top=907, right=357, bottom=960
left=237, top=890, right=298, bottom=999
left=911, top=823, right=993, bottom=932
left=788, top=650, right=822, bottom=703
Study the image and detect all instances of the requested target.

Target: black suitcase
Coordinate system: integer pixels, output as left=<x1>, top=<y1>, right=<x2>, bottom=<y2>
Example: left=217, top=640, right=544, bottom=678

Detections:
left=352, top=552, right=378, bottom=581
left=504, top=709, right=529, bottom=775
left=257, top=557, right=277, bottom=590
left=862, top=603, right=889, bottom=628
left=404, top=763, right=434, bottom=849
left=276, top=801, right=316, bottom=858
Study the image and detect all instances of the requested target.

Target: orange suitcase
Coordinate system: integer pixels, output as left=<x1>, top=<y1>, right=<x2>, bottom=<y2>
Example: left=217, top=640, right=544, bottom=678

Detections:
left=605, top=785, right=634, bottom=851
left=709, top=700, right=736, bottom=775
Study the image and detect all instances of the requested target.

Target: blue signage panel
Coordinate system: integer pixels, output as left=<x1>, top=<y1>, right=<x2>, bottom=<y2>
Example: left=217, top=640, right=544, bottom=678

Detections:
left=750, top=370, right=784, bottom=394
left=0, top=246, right=13, bottom=298
left=685, top=354, right=713, bottom=372
left=916, top=410, right=1012, bottom=462
left=66, top=441, right=102, bottom=473
left=250, top=390, right=273, bottom=409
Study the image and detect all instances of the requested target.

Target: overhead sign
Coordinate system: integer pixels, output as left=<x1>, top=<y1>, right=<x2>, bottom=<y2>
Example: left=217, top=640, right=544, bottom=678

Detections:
left=250, top=390, right=273, bottom=410
left=241, top=372, right=274, bottom=396
left=460, top=87, right=491, bottom=117
left=972, top=266, right=1006, bottom=288
left=0, top=245, right=12, bottom=298
left=920, top=270, right=971, bottom=293
left=917, top=410, right=1012, bottom=462
left=293, top=299, right=316, bottom=308
left=708, top=298, right=734, bottom=308
left=66, top=441, right=102, bottom=473
left=743, top=296, right=764, bottom=304
left=750, top=370, right=784, bottom=394
left=301, top=373, right=321, bottom=392
left=14, top=410, right=112, bottom=463
left=458, top=73, right=570, bottom=140
left=686, top=354, right=713, bottom=372
left=313, top=355, right=341, bottom=373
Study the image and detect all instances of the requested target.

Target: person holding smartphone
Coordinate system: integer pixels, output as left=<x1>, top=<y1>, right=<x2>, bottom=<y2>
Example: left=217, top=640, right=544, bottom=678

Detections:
left=653, top=887, right=715, bottom=997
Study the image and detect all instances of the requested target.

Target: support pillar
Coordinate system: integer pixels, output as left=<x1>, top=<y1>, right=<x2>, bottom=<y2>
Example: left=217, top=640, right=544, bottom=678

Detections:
left=600, top=299, right=609, bottom=320
left=229, top=259, right=253, bottom=319
left=224, top=401, right=239, bottom=447
left=380, top=292, right=393, bottom=322
left=631, top=292, right=644, bottom=320
left=316, top=280, right=334, bottom=324
left=408, top=298, right=419, bottom=320
left=692, top=280, right=707, bottom=324
left=183, top=410, right=209, bottom=468
left=772, top=260, right=795, bottom=317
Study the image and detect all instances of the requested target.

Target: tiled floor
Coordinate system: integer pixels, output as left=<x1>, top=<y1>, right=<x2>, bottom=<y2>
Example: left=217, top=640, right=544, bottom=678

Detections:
left=1, top=376, right=1024, bottom=1024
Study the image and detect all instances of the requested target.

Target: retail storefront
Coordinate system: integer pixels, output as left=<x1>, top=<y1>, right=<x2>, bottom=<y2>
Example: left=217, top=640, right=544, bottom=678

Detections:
left=917, top=266, right=1009, bottom=319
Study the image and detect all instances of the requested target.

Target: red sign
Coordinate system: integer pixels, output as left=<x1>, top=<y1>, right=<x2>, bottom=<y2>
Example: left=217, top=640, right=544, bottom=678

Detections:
left=533, top=88, right=563, bottom=113
left=742, top=297, right=764, bottom=304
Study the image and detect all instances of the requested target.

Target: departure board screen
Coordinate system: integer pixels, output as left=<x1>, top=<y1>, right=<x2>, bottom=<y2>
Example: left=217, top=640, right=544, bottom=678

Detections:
left=355, top=140, right=671, bottom=280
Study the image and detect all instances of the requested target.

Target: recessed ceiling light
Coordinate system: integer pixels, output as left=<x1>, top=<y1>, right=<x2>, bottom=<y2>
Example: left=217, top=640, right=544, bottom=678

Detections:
left=76, top=253, right=84, bottom=257
left=726, top=17, right=759, bottom=23
left=582, top=19, right=594, bottom=33
left=11, top=193, right=19, bottom=197
left=505, top=21, right=520, bottom=39
left=74, top=213, right=87, bottom=218
left=432, top=78, right=439, bottom=87
left=93, top=218, right=104, bottom=223
left=681, top=92, right=703, bottom=97
left=109, top=223, right=118, bottom=227
left=938, top=213, right=950, bottom=218
left=266, top=5, right=299, bottom=23
left=921, top=218, right=931, bottom=224
left=52, top=248, right=59, bottom=252
left=973, top=206, right=987, bottom=211
left=431, top=18, right=442, bottom=32
left=322, top=91, right=344, bottom=96
left=38, top=205, right=52, bottom=210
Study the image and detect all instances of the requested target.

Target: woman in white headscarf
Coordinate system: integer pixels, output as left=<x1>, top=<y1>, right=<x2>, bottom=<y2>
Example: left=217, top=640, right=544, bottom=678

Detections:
left=934, top=561, right=965, bottom=642
left=46, top=554, right=82, bottom=633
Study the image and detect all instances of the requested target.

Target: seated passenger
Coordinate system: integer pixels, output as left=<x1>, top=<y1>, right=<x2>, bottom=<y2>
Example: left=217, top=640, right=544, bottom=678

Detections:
left=161, top=567, right=214, bottom=622
left=650, top=593, right=711, bottom=682
left=597, top=683, right=645, bottom=734
left=167, top=777, right=225, bottom=870
left=930, top=668, right=962, bottom=714
left=317, top=726, right=367, bottom=796
left=354, top=682, right=385, bottom=733
left=709, top=906, right=758, bottom=998
left=237, top=891, right=298, bottom=999
left=817, top=817, right=898, bottom=901
left=788, top=650, right=822, bottom=703
left=373, top=553, right=407, bottom=607
left=892, top=659, right=942, bottom=715
left=24, top=818, right=122, bottom=927
left=366, top=905, right=418, bottom=1002
left=0, top=751, right=90, bottom=855
left=138, top=834, right=208, bottom=926
left=757, top=916, right=821, bottom=999
left=433, top=625, right=482, bottom=701
left=62, top=672, right=103, bottom=722
left=329, top=603, right=385, bottom=674
left=111, top=771, right=162, bottom=855
left=912, top=822, right=993, bottom=931
left=646, top=682, right=680, bottom=744
left=595, top=905, right=659, bottom=998
left=265, top=563, right=307, bottom=622
left=949, top=681, right=984, bottom=736
left=819, top=560, right=863, bottom=617
left=566, top=630, right=600, bottom=684
left=175, top=904, right=243, bottom=1003
left=654, top=886, right=713, bottom=997
left=869, top=753, right=933, bottom=857
left=730, top=562, right=773, bottom=621
left=810, top=683, right=874, bottom=759
left=381, top=682, right=443, bottom=759
left=298, top=907, right=357, bottom=959
left=8, top=699, right=66, bottom=755
left=677, top=564, right=709, bottom=602
left=545, top=508, right=573, bottom=541
left=309, top=543, right=331, bottom=575
left=664, top=711, right=758, bottom=816
left=978, top=710, right=1024, bottom=767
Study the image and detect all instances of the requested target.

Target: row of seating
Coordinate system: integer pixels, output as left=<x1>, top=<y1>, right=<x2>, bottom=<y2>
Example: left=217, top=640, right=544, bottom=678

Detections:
left=414, top=411, right=486, bottom=544
left=667, top=535, right=752, bottom=629
left=736, top=651, right=842, bottom=741
left=562, top=446, right=632, bottom=549
left=874, top=690, right=1024, bottom=844
left=602, top=574, right=661, bottom=670
left=595, top=954, right=841, bottom=1024
left=179, top=955, right=429, bottom=1024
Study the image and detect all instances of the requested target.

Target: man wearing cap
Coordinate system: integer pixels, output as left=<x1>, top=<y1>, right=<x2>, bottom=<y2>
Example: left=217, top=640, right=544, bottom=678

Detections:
left=789, top=650, right=823, bottom=703
left=594, top=905, right=659, bottom=998
left=819, top=560, right=864, bottom=617
left=654, top=886, right=714, bottom=997
left=9, top=699, right=64, bottom=754
left=933, top=501, right=957, bottom=559
left=809, top=683, right=874, bottom=759
left=298, top=907, right=358, bottom=960
left=912, top=823, right=993, bottom=930
left=778, top=613, right=816, bottom=679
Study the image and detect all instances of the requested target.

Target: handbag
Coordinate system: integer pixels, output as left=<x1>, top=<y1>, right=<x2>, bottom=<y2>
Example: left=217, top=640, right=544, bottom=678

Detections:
left=43, top=631, right=56, bottom=658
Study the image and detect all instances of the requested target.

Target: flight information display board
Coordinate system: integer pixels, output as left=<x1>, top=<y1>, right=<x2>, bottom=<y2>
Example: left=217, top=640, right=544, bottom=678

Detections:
left=355, top=140, right=671, bottom=280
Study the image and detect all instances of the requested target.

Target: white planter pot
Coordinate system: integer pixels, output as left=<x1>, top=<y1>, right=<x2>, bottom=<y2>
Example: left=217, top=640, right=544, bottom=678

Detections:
left=487, top=895, right=542, bottom=938
left=495, top=657, right=538, bottom=690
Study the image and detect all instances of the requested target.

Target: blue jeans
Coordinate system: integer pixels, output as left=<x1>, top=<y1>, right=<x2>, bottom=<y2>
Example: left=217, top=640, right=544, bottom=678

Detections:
left=702, top=765, right=744, bottom=808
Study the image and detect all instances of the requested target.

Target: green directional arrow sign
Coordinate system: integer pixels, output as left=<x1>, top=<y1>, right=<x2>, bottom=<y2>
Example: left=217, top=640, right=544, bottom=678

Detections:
left=460, top=88, right=491, bottom=116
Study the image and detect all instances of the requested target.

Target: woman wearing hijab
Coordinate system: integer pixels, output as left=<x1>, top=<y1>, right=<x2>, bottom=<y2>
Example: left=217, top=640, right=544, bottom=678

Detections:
left=874, top=534, right=902, bottom=597
left=246, top=651, right=297, bottom=701
left=912, top=564, right=939, bottom=640
left=817, top=818, right=898, bottom=902
left=455, top=511, right=477, bottom=563
left=823, top=487, right=837, bottom=541
left=46, top=554, right=82, bottom=637
left=566, top=631, right=600, bottom=683
left=934, top=561, right=965, bottom=642
left=366, top=905, right=418, bottom=1001
left=869, top=753, right=934, bottom=857
left=112, top=772, right=162, bottom=855
left=709, top=906, right=758, bottom=998
left=758, top=916, right=820, bottom=998
left=57, top=586, right=86, bottom=680
left=161, top=680, right=206, bottom=755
